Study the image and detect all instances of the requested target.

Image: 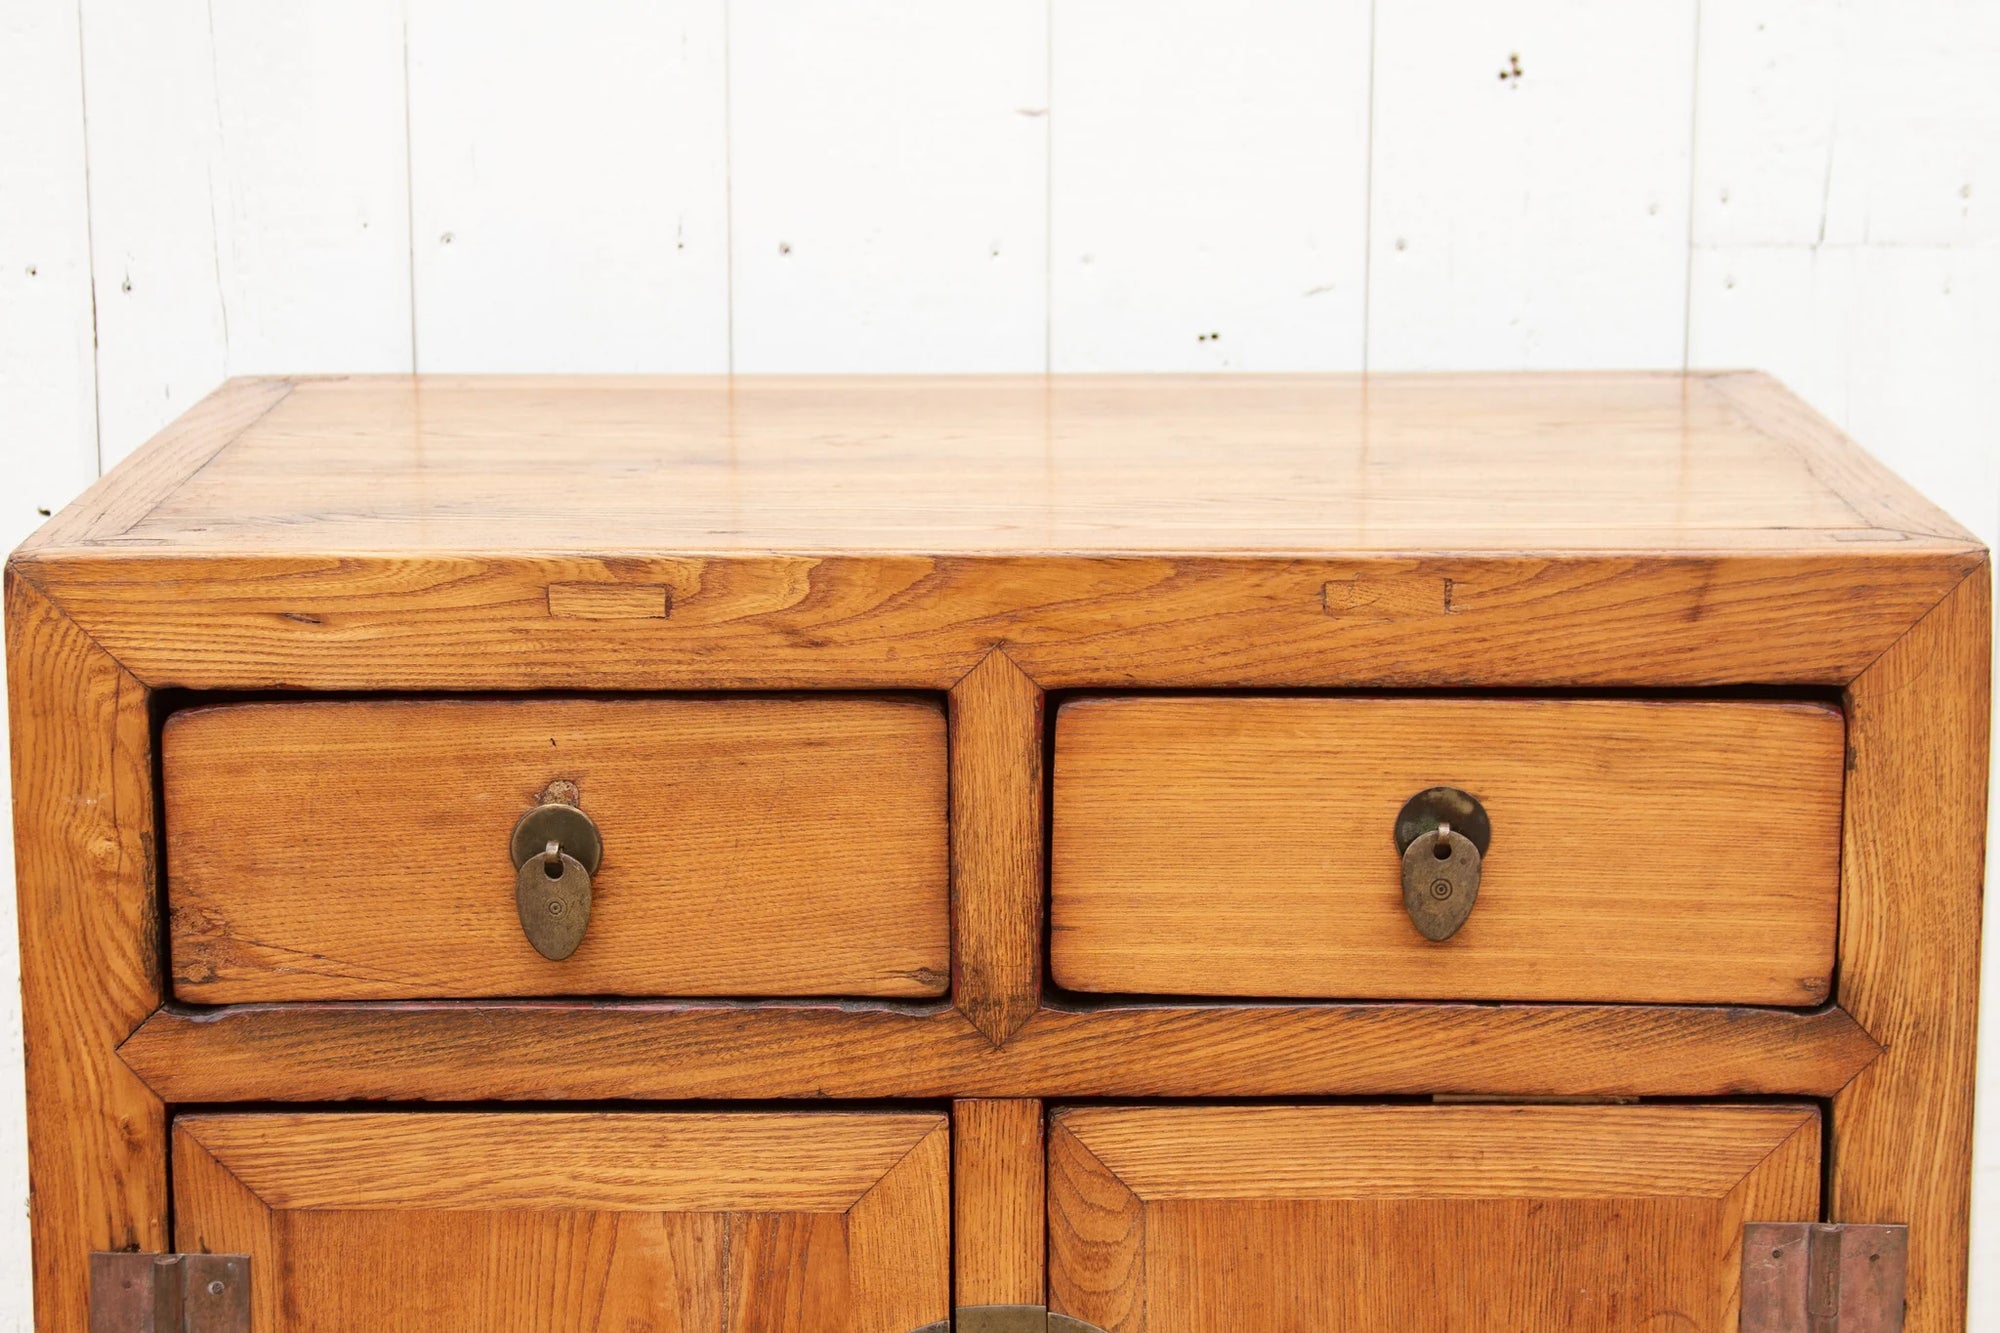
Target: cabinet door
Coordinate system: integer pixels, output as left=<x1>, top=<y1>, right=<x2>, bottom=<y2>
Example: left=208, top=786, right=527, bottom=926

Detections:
left=1048, top=1103, right=1818, bottom=1333
left=173, top=1112, right=949, bottom=1332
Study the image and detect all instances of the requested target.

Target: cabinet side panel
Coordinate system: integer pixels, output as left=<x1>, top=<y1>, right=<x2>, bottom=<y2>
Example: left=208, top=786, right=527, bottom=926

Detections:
left=5, top=568, right=166, bottom=1331
left=1836, top=565, right=1990, bottom=1332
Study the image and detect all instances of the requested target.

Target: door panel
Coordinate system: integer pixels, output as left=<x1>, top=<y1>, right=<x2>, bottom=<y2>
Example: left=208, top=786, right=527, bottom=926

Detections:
left=173, top=1112, right=949, bottom=1333
left=1048, top=1103, right=1819, bottom=1333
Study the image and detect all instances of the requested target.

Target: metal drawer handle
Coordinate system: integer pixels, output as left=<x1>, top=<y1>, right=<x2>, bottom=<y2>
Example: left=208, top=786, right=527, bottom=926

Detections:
left=510, top=782, right=603, bottom=961
left=1394, top=786, right=1489, bottom=942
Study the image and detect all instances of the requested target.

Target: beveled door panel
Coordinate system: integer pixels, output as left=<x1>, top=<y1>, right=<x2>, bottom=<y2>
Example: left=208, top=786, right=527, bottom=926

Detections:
left=172, top=1112, right=949, bottom=1332
left=1048, top=1103, right=1820, bottom=1332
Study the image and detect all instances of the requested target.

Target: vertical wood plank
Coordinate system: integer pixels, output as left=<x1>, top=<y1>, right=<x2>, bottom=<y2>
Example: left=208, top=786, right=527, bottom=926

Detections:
left=954, top=1099, right=1045, bottom=1309
left=1047, top=0, right=1370, bottom=371
left=1691, top=0, right=1998, bottom=254
left=198, top=0, right=411, bottom=377
left=1836, top=567, right=1990, bottom=1333
left=406, top=0, right=729, bottom=372
left=0, top=0, right=99, bottom=553
left=1687, top=0, right=2000, bottom=549
left=1366, top=0, right=1697, bottom=369
left=81, top=0, right=411, bottom=465
left=728, top=0, right=1047, bottom=371
left=5, top=569, right=165, bottom=1333
left=949, top=649, right=1045, bottom=1046
left=76, top=0, right=228, bottom=462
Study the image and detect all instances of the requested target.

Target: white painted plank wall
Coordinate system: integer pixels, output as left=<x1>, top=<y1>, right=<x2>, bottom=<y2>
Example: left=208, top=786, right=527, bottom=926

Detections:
left=3, top=1, right=1999, bottom=1327
left=1367, top=0, right=1698, bottom=369
left=1048, top=0, right=1371, bottom=371
left=408, top=0, right=730, bottom=371
left=80, top=0, right=412, bottom=466
left=728, top=0, right=1048, bottom=370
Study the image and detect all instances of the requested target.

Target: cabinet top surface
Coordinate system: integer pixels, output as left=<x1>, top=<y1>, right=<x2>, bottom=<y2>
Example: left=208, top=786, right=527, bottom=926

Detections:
left=21, top=371, right=1976, bottom=560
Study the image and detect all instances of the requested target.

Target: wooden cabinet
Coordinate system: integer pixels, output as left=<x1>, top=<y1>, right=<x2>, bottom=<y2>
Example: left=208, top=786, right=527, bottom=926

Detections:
left=7, top=373, right=1985, bottom=1331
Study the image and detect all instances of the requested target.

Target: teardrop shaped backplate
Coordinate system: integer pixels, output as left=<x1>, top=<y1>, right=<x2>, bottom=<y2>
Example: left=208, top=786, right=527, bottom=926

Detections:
left=516, top=850, right=592, bottom=960
left=1400, top=826, right=1481, bottom=941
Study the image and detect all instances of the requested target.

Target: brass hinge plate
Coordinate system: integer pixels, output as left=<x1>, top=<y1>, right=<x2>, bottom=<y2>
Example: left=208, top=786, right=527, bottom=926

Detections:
left=1742, top=1223, right=1907, bottom=1333
left=90, top=1253, right=249, bottom=1333
left=910, top=1307, right=1106, bottom=1333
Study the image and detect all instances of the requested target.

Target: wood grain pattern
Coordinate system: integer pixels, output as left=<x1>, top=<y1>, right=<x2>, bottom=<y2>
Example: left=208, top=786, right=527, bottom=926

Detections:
left=1834, top=565, right=1991, bottom=1332
left=954, top=1099, right=1045, bottom=1308
left=24, top=373, right=1976, bottom=554
left=22, top=374, right=292, bottom=549
left=21, top=549, right=1976, bottom=695
left=14, top=374, right=1982, bottom=696
left=164, top=697, right=948, bottom=1000
left=1054, top=696, right=1844, bottom=1004
left=4, top=569, right=166, bottom=1333
left=173, top=1112, right=949, bottom=1333
left=949, top=650, right=1044, bottom=1043
left=116, top=1000, right=1882, bottom=1103
left=1049, top=1104, right=1821, bottom=1332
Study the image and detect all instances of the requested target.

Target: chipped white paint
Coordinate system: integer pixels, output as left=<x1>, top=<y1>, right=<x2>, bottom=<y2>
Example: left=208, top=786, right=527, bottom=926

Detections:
left=727, top=0, right=1047, bottom=371
left=0, top=0, right=97, bottom=552
left=408, top=0, right=729, bottom=371
left=1367, top=0, right=1698, bottom=369
left=1048, top=0, right=1371, bottom=370
left=2, top=1, right=1998, bottom=1326
left=80, top=0, right=412, bottom=467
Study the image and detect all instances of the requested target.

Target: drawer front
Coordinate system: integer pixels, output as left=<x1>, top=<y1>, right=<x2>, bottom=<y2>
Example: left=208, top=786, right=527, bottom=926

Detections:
left=1049, top=1102, right=1820, bottom=1332
left=1052, top=696, right=1843, bottom=1004
left=166, top=696, right=948, bottom=1000
left=174, top=1110, right=949, bottom=1332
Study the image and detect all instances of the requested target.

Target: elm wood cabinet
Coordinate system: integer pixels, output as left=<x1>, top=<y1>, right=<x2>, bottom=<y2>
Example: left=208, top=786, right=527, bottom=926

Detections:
left=6, top=372, right=1986, bottom=1332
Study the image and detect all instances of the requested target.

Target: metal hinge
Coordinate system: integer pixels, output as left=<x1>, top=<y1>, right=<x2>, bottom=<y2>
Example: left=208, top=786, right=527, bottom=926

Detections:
left=910, top=1307, right=1107, bottom=1333
left=1742, top=1223, right=1908, bottom=1333
left=90, top=1253, right=249, bottom=1333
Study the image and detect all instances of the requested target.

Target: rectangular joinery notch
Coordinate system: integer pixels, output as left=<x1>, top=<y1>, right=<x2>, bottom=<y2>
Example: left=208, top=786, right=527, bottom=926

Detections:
left=90, top=1254, right=248, bottom=1333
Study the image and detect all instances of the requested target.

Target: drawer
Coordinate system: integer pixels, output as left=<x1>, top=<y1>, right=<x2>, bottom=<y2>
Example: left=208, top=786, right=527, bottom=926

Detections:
left=1051, top=696, right=1843, bottom=1004
left=1048, top=1102, right=1820, bottom=1331
left=165, top=696, right=948, bottom=1001
left=173, top=1110, right=949, bottom=1331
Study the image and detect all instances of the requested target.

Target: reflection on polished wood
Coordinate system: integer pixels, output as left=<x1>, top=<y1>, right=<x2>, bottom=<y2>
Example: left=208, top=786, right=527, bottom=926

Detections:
left=26, top=371, right=1974, bottom=554
left=12, top=373, right=1981, bottom=693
